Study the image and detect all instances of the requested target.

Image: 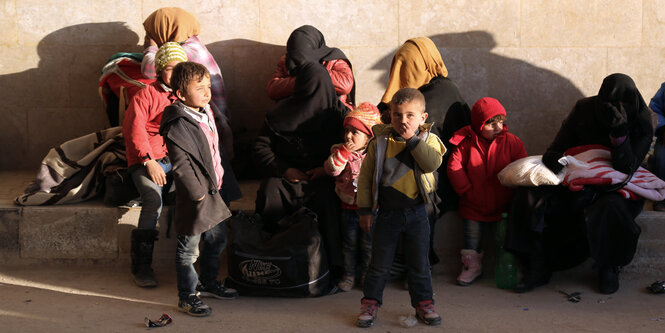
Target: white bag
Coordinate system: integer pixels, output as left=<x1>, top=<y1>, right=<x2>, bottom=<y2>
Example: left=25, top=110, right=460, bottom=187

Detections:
left=497, top=155, right=564, bottom=187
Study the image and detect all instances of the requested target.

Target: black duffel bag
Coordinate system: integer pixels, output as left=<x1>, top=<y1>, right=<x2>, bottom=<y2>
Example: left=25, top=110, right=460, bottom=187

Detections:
left=225, top=207, right=333, bottom=297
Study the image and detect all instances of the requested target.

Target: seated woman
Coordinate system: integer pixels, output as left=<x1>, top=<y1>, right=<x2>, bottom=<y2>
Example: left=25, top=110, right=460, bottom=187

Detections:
left=380, top=37, right=471, bottom=265
left=266, top=25, right=355, bottom=111
left=507, top=73, right=653, bottom=294
left=253, top=59, right=348, bottom=279
left=141, top=7, right=234, bottom=158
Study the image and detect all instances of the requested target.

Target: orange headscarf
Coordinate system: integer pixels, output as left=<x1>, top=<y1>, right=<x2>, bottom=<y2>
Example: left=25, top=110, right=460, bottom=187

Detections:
left=143, top=7, right=201, bottom=46
left=380, top=37, right=448, bottom=104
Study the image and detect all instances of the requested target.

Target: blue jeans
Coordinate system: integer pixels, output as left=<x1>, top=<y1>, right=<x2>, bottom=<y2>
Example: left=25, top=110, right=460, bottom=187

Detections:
left=362, top=204, right=434, bottom=307
left=654, top=137, right=665, bottom=191
left=341, top=209, right=373, bottom=278
left=129, top=158, right=172, bottom=230
left=175, top=221, right=227, bottom=300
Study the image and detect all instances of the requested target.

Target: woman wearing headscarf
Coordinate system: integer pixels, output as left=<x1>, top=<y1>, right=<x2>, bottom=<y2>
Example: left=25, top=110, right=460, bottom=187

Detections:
left=507, top=73, right=653, bottom=294
left=253, top=56, right=348, bottom=280
left=380, top=37, right=471, bottom=266
left=266, top=25, right=355, bottom=111
left=141, top=7, right=234, bottom=160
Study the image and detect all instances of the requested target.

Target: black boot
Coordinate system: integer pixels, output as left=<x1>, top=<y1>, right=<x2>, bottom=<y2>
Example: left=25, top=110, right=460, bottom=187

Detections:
left=131, top=229, right=159, bottom=288
left=598, top=266, right=620, bottom=294
left=514, top=253, right=551, bottom=293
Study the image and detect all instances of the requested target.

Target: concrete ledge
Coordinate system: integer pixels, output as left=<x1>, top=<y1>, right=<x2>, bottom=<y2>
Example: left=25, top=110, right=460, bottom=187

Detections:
left=0, top=171, right=663, bottom=275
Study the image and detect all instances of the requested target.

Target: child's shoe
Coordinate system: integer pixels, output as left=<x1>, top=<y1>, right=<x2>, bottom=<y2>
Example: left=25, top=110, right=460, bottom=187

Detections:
left=196, top=281, right=239, bottom=299
left=178, top=294, right=212, bottom=317
left=338, top=275, right=355, bottom=292
left=356, top=299, right=379, bottom=328
left=456, top=249, right=483, bottom=286
left=415, top=300, right=442, bottom=326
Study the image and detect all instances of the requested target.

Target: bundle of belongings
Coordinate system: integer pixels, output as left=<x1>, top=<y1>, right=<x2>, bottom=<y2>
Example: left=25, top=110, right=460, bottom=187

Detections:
left=15, top=127, right=137, bottom=206
left=498, top=144, right=665, bottom=201
left=225, top=207, right=334, bottom=297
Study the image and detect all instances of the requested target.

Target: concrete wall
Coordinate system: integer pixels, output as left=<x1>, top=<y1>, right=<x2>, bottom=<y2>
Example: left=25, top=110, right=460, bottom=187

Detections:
left=2, top=0, right=665, bottom=172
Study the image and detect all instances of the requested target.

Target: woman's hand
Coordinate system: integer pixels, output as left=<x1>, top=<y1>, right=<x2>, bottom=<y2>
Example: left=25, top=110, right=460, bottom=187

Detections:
left=145, top=160, right=167, bottom=186
left=306, top=167, right=328, bottom=180
left=283, top=168, right=309, bottom=182
left=359, top=214, right=373, bottom=234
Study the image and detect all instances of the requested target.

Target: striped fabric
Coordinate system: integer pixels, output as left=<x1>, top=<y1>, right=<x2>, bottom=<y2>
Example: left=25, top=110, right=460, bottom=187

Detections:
left=559, top=144, right=665, bottom=201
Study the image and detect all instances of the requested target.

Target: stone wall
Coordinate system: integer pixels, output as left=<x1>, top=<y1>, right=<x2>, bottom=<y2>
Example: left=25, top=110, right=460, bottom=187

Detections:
left=2, top=0, right=665, bottom=173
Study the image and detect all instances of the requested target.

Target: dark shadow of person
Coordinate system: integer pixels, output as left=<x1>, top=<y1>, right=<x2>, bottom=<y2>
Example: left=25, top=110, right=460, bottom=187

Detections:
left=205, top=39, right=287, bottom=180
left=0, top=22, right=140, bottom=169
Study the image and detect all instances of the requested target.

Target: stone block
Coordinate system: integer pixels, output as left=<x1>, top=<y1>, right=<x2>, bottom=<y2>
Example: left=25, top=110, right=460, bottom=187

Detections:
left=344, top=46, right=396, bottom=105
left=142, top=0, right=261, bottom=45
left=521, top=0, right=642, bottom=47
left=259, top=0, right=398, bottom=47
left=116, top=206, right=176, bottom=264
left=488, top=47, right=606, bottom=154
left=20, top=206, right=119, bottom=259
left=0, top=1, right=17, bottom=45
left=0, top=208, right=20, bottom=256
left=643, top=0, right=665, bottom=48
left=607, top=47, right=665, bottom=102
left=399, top=0, right=520, bottom=47
left=17, top=0, right=142, bottom=46
left=0, top=106, right=28, bottom=170
left=440, top=47, right=490, bottom=106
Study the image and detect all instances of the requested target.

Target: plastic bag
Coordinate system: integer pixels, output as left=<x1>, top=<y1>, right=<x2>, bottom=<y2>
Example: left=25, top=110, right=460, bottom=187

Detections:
left=498, top=155, right=564, bottom=187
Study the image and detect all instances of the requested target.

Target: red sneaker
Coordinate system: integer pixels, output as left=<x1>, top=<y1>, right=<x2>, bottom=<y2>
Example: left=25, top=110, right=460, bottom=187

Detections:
left=356, top=299, right=379, bottom=328
left=415, top=300, right=441, bottom=326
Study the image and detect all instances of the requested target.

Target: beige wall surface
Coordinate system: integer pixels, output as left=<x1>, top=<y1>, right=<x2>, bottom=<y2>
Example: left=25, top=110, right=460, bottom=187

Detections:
left=1, top=0, right=665, bottom=173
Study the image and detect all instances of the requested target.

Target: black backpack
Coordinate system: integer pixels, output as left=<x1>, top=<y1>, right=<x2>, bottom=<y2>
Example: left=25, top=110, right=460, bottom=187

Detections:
left=225, top=207, right=333, bottom=297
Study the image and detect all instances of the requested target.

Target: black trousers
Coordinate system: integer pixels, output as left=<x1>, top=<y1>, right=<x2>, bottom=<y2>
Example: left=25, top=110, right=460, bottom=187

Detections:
left=506, top=186, right=643, bottom=270
left=255, top=176, right=343, bottom=273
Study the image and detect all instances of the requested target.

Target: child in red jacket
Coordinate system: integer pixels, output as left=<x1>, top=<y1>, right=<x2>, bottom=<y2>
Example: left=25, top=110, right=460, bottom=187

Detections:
left=447, top=97, right=527, bottom=286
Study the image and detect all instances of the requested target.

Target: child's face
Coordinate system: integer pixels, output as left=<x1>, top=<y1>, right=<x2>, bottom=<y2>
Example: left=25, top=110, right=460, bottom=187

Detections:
left=177, top=74, right=211, bottom=109
left=390, top=100, right=427, bottom=139
left=343, top=125, right=370, bottom=152
left=480, top=119, right=504, bottom=141
left=159, top=60, right=181, bottom=87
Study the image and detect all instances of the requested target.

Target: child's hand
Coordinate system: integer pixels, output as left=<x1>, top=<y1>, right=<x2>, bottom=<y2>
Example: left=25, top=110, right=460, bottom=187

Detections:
left=145, top=160, right=167, bottom=186
left=284, top=168, right=309, bottom=182
left=344, top=141, right=361, bottom=152
left=306, top=167, right=328, bottom=180
left=359, top=214, right=374, bottom=234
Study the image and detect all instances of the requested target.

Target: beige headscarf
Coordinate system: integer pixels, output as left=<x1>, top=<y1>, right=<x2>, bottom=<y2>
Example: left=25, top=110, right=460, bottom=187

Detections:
left=380, top=37, right=448, bottom=104
left=143, top=7, right=201, bottom=46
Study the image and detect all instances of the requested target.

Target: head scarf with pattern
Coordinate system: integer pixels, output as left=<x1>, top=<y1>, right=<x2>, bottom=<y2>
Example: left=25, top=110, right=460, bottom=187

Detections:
left=381, top=37, right=448, bottom=104
left=143, top=7, right=201, bottom=46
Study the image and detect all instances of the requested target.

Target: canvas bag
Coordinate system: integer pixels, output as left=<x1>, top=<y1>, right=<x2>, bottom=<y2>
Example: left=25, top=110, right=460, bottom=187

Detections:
left=225, top=207, right=332, bottom=297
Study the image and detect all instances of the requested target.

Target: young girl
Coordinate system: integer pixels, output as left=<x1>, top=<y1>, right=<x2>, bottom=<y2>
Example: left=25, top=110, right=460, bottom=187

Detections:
left=324, top=102, right=381, bottom=291
left=447, top=97, right=527, bottom=286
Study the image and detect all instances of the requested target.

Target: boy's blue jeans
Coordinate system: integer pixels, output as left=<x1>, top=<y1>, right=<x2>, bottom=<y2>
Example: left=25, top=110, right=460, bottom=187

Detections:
left=341, top=209, right=373, bottom=278
left=653, top=137, right=665, bottom=193
left=129, top=158, right=172, bottom=230
left=362, top=204, right=434, bottom=307
left=175, top=221, right=227, bottom=300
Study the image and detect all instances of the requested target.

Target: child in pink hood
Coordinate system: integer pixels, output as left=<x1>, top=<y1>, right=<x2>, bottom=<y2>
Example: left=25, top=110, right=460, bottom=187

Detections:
left=324, top=102, right=381, bottom=291
left=447, top=97, right=527, bottom=286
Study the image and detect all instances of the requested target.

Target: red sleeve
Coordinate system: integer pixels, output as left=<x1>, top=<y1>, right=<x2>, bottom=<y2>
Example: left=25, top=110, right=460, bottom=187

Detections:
left=266, top=55, right=295, bottom=100
left=511, top=135, right=528, bottom=161
left=324, top=59, right=354, bottom=96
left=447, top=143, right=473, bottom=195
left=122, top=88, right=154, bottom=162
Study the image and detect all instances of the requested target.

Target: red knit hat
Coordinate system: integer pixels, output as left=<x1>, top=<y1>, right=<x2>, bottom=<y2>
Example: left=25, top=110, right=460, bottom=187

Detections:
left=471, top=97, right=507, bottom=133
left=343, top=102, right=382, bottom=137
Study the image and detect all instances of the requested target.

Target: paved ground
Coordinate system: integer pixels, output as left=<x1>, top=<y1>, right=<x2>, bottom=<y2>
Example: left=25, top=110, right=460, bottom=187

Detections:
left=1, top=264, right=664, bottom=332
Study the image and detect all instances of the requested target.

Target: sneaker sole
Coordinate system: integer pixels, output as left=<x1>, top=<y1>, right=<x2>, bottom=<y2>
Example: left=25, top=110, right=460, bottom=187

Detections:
left=178, top=306, right=212, bottom=317
left=197, top=291, right=238, bottom=300
left=416, top=313, right=441, bottom=326
left=356, top=319, right=374, bottom=328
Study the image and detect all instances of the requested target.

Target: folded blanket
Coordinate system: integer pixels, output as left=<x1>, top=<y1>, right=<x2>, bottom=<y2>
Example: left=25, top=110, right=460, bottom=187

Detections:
left=559, top=144, right=665, bottom=201
left=15, top=127, right=127, bottom=205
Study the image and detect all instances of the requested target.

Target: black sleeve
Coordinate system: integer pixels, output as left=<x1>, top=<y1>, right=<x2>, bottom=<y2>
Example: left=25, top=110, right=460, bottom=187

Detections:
left=252, top=124, right=288, bottom=178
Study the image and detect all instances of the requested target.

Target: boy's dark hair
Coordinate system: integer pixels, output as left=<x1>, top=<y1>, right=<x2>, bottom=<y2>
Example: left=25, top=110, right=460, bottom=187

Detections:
left=485, top=114, right=506, bottom=125
left=171, top=62, right=210, bottom=96
left=390, top=88, right=426, bottom=112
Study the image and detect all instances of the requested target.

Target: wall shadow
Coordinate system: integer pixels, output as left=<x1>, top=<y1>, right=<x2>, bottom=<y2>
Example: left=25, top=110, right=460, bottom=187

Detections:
left=205, top=39, right=286, bottom=180
left=0, top=22, right=141, bottom=170
left=372, top=30, right=586, bottom=155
